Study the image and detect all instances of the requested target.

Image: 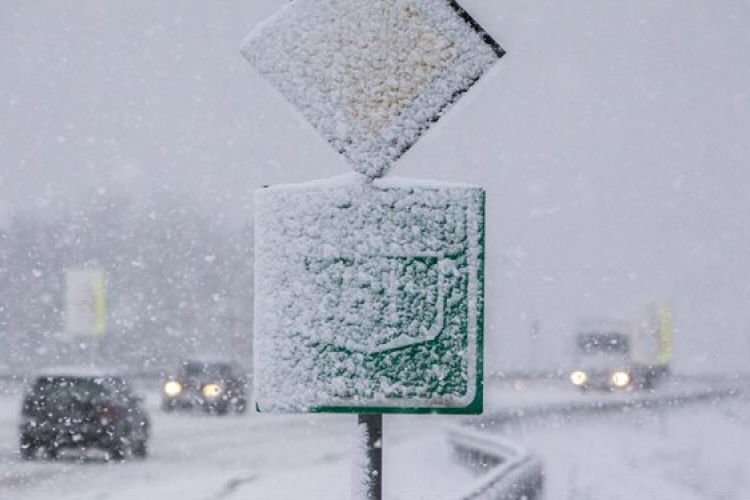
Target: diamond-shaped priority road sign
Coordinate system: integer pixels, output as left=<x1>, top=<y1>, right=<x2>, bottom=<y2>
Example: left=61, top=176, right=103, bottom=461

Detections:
left=241, top=0, right=504, bottom=179
left=253, top=177, right=485, bottom=414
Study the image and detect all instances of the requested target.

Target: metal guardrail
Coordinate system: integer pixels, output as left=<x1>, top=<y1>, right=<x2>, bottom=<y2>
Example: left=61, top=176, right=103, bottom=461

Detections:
left=487, top=370, right=750, bottom=384
left=447, top=427, right=544, bottom=500
left=475, top=383, right=743, bottom=432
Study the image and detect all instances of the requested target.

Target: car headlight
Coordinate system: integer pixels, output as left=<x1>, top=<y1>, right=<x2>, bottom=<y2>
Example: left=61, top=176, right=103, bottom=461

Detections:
left=163, top=381, right=183, bottom=397
left=611, top=371, right=631, bottom=387
left=202, top=383, right=222, bottom=398
left=570, top=370, right=588, bottom=386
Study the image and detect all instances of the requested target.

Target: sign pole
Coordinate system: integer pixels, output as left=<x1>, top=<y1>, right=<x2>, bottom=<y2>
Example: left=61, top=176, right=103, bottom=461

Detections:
left=243, top=2, right=498, bottom=498
left=359, top=414, right=383, bottom=500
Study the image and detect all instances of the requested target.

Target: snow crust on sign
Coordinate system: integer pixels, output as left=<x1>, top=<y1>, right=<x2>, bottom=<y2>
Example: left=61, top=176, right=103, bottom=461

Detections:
left=241, top=0, right=502, bottom=179
left=350, top=419, right=371, bottom=500
left=253, top=177, right=484, bottom=412
left=265, top=172, right=481, bottom=191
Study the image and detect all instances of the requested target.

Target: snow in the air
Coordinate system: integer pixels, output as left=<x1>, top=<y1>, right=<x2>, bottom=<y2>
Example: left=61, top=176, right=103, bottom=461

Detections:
left=241, top=0, right=502, bottom=179
left=3, top=0, right=750, bottom=499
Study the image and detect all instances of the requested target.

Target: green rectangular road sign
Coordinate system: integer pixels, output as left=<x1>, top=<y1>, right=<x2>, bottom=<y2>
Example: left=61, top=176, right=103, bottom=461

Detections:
left=253, top=176, right=484, bottom=414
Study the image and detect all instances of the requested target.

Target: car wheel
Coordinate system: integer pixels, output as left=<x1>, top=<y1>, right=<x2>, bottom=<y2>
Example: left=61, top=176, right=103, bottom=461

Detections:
left=19, top=439, right=36, bottom=460
left=106, top=441, right=127, bottom=461
left=43, top=445, right=58, bottom=460
left=131, top=439, right=148, bottom=459
left=234, top=399, right=248, bottom=414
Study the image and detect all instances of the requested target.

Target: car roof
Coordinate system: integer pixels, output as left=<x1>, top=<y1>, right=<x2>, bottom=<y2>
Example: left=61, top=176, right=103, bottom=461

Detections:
left=182, top=355, right=238, bottom=365
left=180, top=358, right=245, bottom=370
left=34, top=365, right=127, bottom=380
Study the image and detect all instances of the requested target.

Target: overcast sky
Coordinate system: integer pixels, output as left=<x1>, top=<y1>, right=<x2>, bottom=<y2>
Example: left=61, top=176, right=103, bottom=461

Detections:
left=2, top=0, right=750, bottom=372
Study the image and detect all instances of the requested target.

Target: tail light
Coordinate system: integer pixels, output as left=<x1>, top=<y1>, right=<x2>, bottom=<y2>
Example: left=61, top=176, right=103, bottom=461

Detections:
left=22, top=397, right=35, bottom=417
left=100, top=404, right=118, bottom=424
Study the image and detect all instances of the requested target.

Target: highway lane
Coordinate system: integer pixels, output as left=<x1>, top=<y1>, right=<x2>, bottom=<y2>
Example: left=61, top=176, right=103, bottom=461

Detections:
left=0, top=375, right=746, bottom=499
left=0, top=386, right=459, bottom=500
left=0, top=388, right=357, bottom=499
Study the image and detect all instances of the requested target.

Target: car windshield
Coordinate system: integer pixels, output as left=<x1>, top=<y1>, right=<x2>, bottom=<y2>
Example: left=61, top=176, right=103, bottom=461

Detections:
left=182, top=362, right=233, bottom=378
left=576, top=332, right=630, bottom=355
left=29, top=377, right=108, bottom=406
left=101, top=377, right=134, bottom=399
left=2, top=2, right=750, bottom=499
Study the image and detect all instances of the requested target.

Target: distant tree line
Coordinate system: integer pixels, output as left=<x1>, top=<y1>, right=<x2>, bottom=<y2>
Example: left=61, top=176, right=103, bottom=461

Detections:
left=0, top=190, right=254, bottom=374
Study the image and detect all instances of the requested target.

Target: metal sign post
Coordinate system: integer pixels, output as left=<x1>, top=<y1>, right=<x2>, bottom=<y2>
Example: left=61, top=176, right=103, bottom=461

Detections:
left=360, top=414, right=383, bottom=500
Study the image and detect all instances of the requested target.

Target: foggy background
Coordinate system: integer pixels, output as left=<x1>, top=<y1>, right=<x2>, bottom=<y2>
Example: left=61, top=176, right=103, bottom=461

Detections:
left=1, top=0, right=749, bottom=374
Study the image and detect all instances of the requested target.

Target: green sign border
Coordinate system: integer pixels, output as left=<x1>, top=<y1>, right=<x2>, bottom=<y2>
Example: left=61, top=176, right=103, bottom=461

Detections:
left=306, top=192, right=485, bottom=415
left=254, top=184, right=485, bottom=415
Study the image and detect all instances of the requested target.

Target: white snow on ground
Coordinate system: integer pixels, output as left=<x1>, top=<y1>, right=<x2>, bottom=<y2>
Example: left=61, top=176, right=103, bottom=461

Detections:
left=386, top=434, right=477, bottom=500
left=513, top=400, right=750, bottom=500
left=482, top=378, right=750, bottom=500
left=1, top=379, right=749, bottom=499
left=0, top=385, right=470, bottom=500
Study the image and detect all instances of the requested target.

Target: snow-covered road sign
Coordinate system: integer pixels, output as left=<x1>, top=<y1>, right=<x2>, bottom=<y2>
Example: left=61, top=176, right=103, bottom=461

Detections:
left=253, top=176, right=484, bottom=414
left=241, top=0, right=504, bottom=179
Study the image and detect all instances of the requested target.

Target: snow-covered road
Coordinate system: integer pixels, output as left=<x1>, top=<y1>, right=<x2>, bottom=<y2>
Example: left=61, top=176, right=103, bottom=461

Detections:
left=0, top=392, right=362, bottom=499
left=0, top=384, right=469, bottom=500
left=518, top=400, right=750, bottom=500
left=1, top=378, right=748, bottom=499
left=485, top=377, right=750, bottom=500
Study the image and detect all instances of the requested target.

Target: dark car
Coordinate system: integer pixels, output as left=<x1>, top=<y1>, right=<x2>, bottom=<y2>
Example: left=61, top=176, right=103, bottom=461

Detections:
left=161, top=360, right=248, bottom=415
left=19, top=371, right=150, bottom=461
